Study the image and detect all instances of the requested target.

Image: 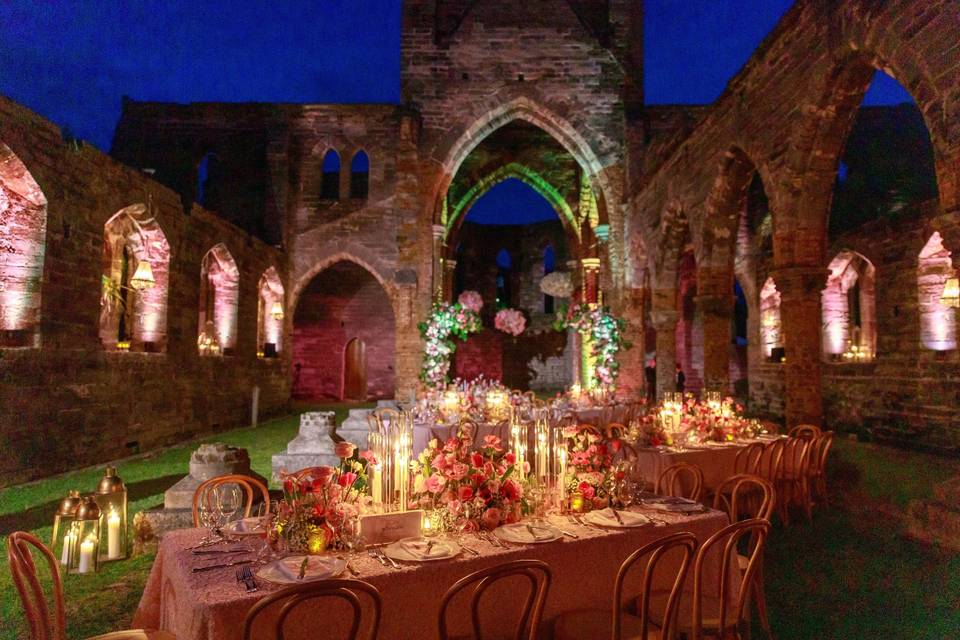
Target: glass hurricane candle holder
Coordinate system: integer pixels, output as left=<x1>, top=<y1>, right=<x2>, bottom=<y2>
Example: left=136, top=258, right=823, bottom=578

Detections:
left=51, top=490, right=82, bottom=567
left=95, top=467, right=127, bottom=561
left=70, top=496, right=101, bottom=575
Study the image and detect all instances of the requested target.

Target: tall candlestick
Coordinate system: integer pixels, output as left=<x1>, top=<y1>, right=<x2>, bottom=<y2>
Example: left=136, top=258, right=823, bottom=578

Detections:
left=107, top=510, right=121, bottom=560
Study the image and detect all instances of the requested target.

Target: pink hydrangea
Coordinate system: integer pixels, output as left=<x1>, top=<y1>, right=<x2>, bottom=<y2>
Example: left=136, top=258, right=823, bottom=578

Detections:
left=494, top=308, right=526, bottom=336
left=458, top=290, right=484, bottom=313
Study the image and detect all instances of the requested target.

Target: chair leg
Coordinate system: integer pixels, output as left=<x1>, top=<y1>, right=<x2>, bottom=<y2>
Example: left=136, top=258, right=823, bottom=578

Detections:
left=752, top=563, right=772, bottom=639
left=801, top=478, right=813, bottom=522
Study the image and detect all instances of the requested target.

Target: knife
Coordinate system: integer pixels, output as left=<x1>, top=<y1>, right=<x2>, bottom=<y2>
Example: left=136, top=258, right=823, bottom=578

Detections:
left=192, top=559, right=252, bottom=573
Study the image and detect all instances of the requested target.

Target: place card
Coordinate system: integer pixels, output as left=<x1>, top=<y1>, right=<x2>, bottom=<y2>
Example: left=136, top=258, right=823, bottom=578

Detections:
left=360, top=510, right=423, bottom=545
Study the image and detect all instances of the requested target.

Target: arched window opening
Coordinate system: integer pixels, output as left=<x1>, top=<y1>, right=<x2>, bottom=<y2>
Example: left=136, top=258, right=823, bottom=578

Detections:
left=822, top=250, right=876, bottom=362
left=349, top=151, right=369, bottom=200
left=320, top=150, right=341, bottom=200
left=759, top=277, right=783, bottom=361
left=198, top=244, right=239, bottom=356
left=495, top=248, right=512, bottom=309
left=0, top=143, right=47, bottom=347
left=257, top=266, right=285, bottom=358
left=99, top=204, right=170, bottom=352
left=543, top=244, right=555, bottom=314
left=918, top=232, right=956, bottom=351
left=196, top=152, right=219, bottom=208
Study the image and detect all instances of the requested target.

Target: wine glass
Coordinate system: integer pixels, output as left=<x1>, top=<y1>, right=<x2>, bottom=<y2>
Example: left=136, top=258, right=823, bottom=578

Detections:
left=218, top=485, right=242, bottom=524
left=341, top=514, right=364, bottom=558
left=198, top=491, right=222, bottom=541
left=453, top=502, right=474, bottom=544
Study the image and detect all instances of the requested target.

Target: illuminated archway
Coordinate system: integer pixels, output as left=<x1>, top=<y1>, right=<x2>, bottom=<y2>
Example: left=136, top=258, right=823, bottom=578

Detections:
left=257, top=266, right=285, bottom=357
left=198, top=243, right=240, bottom=354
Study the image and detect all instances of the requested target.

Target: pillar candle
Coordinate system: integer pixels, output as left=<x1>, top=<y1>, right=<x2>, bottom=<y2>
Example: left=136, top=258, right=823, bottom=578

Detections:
left=371, top=464, right=382, bottom=505
left=78, top=537, right=95, bottom=574
left=60, top=529, right=75, bottom=566
left=107, top=511, right=121, bottom=560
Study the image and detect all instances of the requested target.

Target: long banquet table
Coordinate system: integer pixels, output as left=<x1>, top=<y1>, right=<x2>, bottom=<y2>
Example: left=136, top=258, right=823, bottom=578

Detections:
left=134, top=507, right=738, bottom=640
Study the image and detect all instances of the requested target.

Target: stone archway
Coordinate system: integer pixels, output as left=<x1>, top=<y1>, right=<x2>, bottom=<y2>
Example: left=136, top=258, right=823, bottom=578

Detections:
left=291, top=260, right=396, bottom=401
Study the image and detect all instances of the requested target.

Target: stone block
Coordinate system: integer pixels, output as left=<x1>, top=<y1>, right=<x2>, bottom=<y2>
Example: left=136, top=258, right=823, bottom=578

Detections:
left=163, top=443, right=267, bottom=511
left=271, top=411, right=339, bottom=479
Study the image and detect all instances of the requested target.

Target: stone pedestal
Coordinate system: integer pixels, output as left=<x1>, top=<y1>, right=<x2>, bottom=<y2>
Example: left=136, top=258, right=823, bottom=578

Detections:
left=271, top=412, right=339, bottom=479
left=336, top=400, right=398, bottom=452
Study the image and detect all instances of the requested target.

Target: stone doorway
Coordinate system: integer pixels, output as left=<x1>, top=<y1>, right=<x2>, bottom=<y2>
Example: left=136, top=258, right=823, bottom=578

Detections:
left=343, top=337, right=367, bottom=400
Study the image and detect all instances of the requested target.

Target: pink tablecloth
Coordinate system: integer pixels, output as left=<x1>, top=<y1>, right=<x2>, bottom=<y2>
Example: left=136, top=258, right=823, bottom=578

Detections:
left=635, top=437, right=786, bottom=493
left=134, top=508, right=737, bottom=640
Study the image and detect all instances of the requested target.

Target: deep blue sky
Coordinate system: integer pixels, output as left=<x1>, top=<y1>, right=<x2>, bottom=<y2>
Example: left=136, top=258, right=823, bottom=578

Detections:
left=0, top=1, right=912, bottom=225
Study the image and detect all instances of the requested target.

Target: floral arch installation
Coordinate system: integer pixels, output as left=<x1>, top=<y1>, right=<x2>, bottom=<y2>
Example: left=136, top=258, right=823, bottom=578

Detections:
left=0, top=142, right=47, bottom=347
left=198, top=243, right=240, bottom=354
left=100, top=204, right=170, bottom=351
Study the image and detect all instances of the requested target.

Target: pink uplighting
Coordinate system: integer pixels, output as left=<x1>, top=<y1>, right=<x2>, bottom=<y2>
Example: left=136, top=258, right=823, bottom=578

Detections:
left=258, top=266, right=284, bottom=353
left=822, top=250, right=876, bottom=358
left=199, top=244, right=239, bottom=351
left=918, top=232, right=956, bottom=351
left=759, top=276, right=782, bottom=358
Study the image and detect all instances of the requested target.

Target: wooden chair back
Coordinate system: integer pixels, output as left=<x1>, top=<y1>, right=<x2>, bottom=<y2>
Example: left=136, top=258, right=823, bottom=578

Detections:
left=7, top=532, right=65, bottom=640
left=438, top=559, right=551, bottom=640
left=809, top=431, right=834, bottom=475
left=733, top=442, right=765, bottom=475
left=655, top=462, right=704, bottom=502
left=605, top=422, right=628, bottom=439
left=712, top=474, right=776, bottom=522
left=614, top=532, right=697, bottom=640
left=779, top=437, right=812, bottom=480
left=756, top=439, right=786, bottom=484
left=691, top=519, right=771, bottom=639
left=760, top=420, right=781, bottom=435
left=242, top=579, right=381, bottom=640
left=787, top=424, right=822, bottom=440
left=192, top=474, right=270, bottom=527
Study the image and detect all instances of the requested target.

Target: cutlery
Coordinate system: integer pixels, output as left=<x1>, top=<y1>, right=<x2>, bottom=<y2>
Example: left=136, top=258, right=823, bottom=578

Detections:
left=459, top=543, right=479, bottom=555
left=374, top=547, right=400, bottom=569
left=559, top=529, right=579, bottom=539
left=236, top=566, right=258, bottom=592
left=610, top=507, right=625, bottom=525
left=192, top=547, right=251, bottom=555
left=193, top=559, right=252, bottom=573
left=337, top=556, right=361, bottom=577
left=367, top=548, right=388, bottom=567
left=525, top=524, right=548, bottom=541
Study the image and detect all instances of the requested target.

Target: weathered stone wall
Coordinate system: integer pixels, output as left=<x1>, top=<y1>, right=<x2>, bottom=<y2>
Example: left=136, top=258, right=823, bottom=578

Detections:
left=0, top=97, right=289, bottom=486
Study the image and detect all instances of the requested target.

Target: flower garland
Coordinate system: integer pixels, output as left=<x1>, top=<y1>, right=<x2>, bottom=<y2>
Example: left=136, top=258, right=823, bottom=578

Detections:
left=556, top=303, right=631, bottom=387
left=494, top=308, right=526, bottom=336
left=418, top=299, right=482, bottom=388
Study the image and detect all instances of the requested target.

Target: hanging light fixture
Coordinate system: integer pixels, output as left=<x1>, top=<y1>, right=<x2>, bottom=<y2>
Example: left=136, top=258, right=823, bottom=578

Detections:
left=941, top=276, right=960, bottom=309
left=130, top=260, right=155, bottom=290
left=270, top=301, right=284, bottom=320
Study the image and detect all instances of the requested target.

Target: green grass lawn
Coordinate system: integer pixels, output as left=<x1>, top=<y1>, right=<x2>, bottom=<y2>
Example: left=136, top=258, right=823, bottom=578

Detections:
left=1, top=416, right=957, bottom=639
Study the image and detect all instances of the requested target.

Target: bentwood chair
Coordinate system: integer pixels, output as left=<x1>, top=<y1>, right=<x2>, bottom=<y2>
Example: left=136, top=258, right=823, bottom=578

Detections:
left=652, top=519, right=771, bottom=640
left=191, top=474, right=270, bottom=527
left=732, top=442, right=765, bottom=476
left=554, top=532, right=697, bottom=640
left=242, top=579, right=381, bottom=640
left=806, top=431, right=835, bottom=508
left=712, top=475, right=776, bottom=638
left=655, top=462, right=705, bottom=502
left=438, top=559, right=552, bottom=640
left=7, top=532, right=176, bottom=640
left=776, top=437, right=813, bottom=524
left=606, top=422, right=629, bottom=439
left=787, top=424, right=821, bottom=440
left=756, top=439, right=785, bottom=489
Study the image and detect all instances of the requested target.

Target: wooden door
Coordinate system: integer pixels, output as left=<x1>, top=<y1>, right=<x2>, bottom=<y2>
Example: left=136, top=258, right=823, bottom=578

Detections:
left=343, top=338, right=367, bottom=401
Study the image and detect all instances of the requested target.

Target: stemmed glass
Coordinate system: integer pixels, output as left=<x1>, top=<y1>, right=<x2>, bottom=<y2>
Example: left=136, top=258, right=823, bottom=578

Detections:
left=218, top=485, right=242, bottom=525
left=198, top=491, right=224, bottom=542
left=453, top=502, right=475, bottom=546
left=340, top=514, right=364, bottom=561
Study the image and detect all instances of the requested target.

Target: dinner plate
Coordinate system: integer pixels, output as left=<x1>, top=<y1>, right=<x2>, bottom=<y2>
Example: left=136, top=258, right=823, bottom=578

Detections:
left=584, top=508, right=651, bottom=528
left=257, top=555, right=346, bottom=584
left=640, top=496, right=704, bottom=513
left=224, top=517, right=266, bottom=537
left=382, top=537, right=460, bottom=562
left=494, top=522, right=563, bottom=544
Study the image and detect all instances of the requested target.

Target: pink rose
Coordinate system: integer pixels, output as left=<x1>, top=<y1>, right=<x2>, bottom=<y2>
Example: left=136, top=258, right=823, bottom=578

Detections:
left=335, top=442, right=356, bottom=459
left=504, top=451, right=516, bottom=465
left=426, top=474, right=446, bottom=494
left=578, top=481, right=596, bottom=500
left=337, top=471, right=358, bottom=488
left=481, top=507, right=503, bottom=530
left=432, top=453, right=448, bottom=470
left=501, top=478, right=521, bottom=501
left=450, top=462, right=469, bottom=481
left=471, top=452, right=485, bottom=468
left=360, top=450, right=378, bottom=465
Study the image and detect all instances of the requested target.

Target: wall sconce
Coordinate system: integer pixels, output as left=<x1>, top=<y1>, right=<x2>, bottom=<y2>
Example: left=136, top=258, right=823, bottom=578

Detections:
left=270, top=301, right=284, bottom=320
left=130, top=260, right=156, bottom=290
left=941, top=277, right=959, bottom=309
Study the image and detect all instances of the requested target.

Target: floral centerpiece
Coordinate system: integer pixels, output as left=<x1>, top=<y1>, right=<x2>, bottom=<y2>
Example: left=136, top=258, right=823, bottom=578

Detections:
left=410, top=434, right=527, bottom=530
left=418, top=296, right=483, bottom=388
left=555, top=303, right=630, bottom=388
left=561, top=425, right=615, bottom=509
left=494, top=308, right=526, bottom=336
left=633, top=415, right=670, bottom=447
left=660, top=395, right=749, bottom=443
left=271, top=442, right=372, bottom=554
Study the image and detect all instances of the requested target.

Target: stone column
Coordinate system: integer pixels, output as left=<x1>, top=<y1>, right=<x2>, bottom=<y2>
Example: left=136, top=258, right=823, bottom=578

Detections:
left=443, top=259, right=457, bottom=303
left=581, top=257, right=601, bottom=304
left=773, top=265, right=827, bottom=426
left=431, top=224, right=446, bottom=302
left=651, top=308, right=678, bottom=401
left=617, top=287, right=646, bottom=399
left=696, top=293, right=733, bottom=393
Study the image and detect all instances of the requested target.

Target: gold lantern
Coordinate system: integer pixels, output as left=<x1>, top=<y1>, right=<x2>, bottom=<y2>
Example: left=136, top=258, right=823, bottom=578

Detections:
left=941, top=277, right=960, bottom=309
left=95, top=467, right=127, bottom=561
left=51, top=490, right=82, bottom=568
left=70, top=496, right=101, bottom=575
left=270, top=301, right=284, bottom=320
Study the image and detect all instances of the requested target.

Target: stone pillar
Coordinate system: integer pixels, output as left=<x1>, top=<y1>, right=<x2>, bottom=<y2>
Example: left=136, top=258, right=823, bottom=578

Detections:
left=651, top=308, right=678, bottom=401
left=617, top=287, right=646, bottom=399
left=696, top=293, right=733, bottom=393
left=431, top=225, right=446, bottom=301
left=443, top=259, right=457, bottom=302
left=581, top=257, right=601, bottom=304
left=773, top=266, right=826, bottom=426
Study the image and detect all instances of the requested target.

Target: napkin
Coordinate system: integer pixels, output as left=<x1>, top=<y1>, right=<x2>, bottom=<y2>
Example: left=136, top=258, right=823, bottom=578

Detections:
left=591, top=508, right=648, bottom=527
left=400, top=538, right=448, bottom=559
left=275, top=556, right=335, bottom=581
left=523, top=524, right=556, bottom=541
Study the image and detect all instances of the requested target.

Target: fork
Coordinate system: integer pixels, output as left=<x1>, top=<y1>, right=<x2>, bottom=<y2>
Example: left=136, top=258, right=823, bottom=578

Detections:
left=367, top=548, right=388, bottom=567
left=239, top=566, right=258, bottom=592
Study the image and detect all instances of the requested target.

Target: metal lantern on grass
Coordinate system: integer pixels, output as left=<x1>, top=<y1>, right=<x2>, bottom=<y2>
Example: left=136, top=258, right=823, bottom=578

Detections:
left=95, top=466, right=128, bottom=561
left=70, top=496, right=101, bottom=575
left=51, top=490, right=82, bottom=567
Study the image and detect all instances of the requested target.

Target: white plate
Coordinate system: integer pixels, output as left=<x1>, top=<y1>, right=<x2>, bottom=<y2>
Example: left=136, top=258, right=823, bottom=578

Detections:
left=257, top=555, right=346, bottom=584
left=584, top=508, right=651, bottom=528
left=382, top=537, right=459, bottom=562
left=494, top=522, right=563, bottom=544
left=640, top=497, right=704, bottom=513
left=224, top=517, right=265, bottom=537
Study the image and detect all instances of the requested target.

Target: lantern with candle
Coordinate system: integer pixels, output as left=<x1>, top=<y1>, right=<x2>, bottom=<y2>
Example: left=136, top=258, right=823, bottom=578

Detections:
left=95, top=467, right=127, bottom=561
left=485, top=388, right=510, bottom=422
left=70, top=496, right=101, bottom=575
left=441, top=389, right=461, bottom=423
left=51, top=490, right=82, bottom=568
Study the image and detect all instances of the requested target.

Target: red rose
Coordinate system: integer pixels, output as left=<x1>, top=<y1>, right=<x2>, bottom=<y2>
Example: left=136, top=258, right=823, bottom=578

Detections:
left=458, top=485, right=474, bottom=501
left=578, top=481, right=596, bottom=500
left=471, top=452, right=485, bottom=468
left=504, top=451, right=516, bottom=465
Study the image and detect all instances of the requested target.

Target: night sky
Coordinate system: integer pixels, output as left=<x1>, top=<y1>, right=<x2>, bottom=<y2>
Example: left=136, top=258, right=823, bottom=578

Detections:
left=0, top=0, right=914, bottom=224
